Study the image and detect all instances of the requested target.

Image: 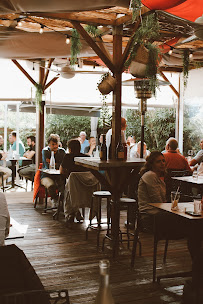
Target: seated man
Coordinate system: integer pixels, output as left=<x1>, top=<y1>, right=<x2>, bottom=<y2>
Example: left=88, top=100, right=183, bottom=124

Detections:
left=60, top=139, right=90, bottom=224
left=9, top=131, right=25, bottom=157
left=0, top=153, right=12, bottom=186
left=84, top=136, right=97, bottom=156
left=0, top=192, right=10, bottom=246
left=131, top=141, right=150, bottom=159
left=189, top=138, right=203, bottom=169
left=163, top=137, right=192, bottom=172
left=41, top=134, right=65, bottom=207
left=18, top=136, right=36, bottom=181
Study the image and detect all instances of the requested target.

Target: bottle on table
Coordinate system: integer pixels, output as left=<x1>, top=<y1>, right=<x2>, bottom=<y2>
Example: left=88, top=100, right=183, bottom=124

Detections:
left=116, top=136, right=125, bottom=161
left=8, top=145, right=13, bottom=160
left=49, top=151, right=55, bottom=170
left=108, top=135, right=112, bottom=160
left=94, top=260, right=115, bottom=304
left=100, top=134, right=107, bottom=161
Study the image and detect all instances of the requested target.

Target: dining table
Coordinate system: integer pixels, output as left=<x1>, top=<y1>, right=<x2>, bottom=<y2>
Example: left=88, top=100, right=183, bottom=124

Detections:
left=149, top=202, right=203, bottom=282
left=74, top=156, right=145, bottom=257
left=5, top=157, right=32, bottom=190
left=172, top=175, right=203, bottom=195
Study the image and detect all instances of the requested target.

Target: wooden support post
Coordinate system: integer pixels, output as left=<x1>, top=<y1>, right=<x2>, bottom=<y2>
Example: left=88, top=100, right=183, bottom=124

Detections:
left=112, top=25, right=123, bottom=159
left=36, top=62, right=45, bottom=169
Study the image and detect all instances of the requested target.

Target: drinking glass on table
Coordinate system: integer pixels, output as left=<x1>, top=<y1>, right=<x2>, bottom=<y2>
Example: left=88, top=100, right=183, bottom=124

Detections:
left=194, top=199, right=202, bottom=214
left=192, top=171, right=198, bottom=179
left=171, top=191, right=180, bottom=211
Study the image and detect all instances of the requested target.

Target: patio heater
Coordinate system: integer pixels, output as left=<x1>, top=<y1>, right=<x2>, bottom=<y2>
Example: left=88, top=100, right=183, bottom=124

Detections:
left=122, top=77, right=170, bottom=158
left=133, top=79, right=152, bottom=158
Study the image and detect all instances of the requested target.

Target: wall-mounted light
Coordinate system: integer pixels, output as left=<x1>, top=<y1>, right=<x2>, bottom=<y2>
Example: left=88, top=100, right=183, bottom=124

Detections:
left=39, top=25, right=44, bottom=34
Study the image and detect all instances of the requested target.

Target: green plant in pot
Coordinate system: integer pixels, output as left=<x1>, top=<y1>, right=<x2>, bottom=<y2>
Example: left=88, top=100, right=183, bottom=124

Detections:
left=97, top=72, right=116, bottom=95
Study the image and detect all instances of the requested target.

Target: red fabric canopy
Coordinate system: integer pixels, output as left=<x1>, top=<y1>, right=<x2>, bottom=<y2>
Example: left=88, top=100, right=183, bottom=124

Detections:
left=142, top=0, right=186, bottom=11
left=142, top=0, right=203, bottom=22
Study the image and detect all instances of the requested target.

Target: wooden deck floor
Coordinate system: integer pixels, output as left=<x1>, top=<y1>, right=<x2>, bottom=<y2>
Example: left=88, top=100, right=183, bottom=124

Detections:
left=4, top=191, right=192, bottom=304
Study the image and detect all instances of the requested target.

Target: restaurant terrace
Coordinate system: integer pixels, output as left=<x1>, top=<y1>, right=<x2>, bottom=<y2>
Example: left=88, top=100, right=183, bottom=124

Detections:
left=0, top=1, right=203, bottom=303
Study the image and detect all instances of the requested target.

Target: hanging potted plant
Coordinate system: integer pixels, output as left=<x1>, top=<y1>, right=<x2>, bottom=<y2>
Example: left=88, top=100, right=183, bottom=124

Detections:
left=129, top=43, right=149, bottom=77
left=97, top=72, right=116, bottom=95
left=182, top=49, right=190, bottom=87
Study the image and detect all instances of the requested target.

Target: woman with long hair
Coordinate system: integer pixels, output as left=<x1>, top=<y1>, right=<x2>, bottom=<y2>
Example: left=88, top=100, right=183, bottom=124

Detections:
left=138, top=151, right=166, bottom=214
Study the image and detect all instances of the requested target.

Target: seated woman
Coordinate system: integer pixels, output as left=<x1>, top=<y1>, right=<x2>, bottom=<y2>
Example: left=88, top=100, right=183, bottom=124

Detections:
left=0, top=193, right=10, bottom=245
left=60, top=139, right=92, bottom=225
left=138, top=151, right=166, bottom=214
left=138, top=151, right=202, bottom=260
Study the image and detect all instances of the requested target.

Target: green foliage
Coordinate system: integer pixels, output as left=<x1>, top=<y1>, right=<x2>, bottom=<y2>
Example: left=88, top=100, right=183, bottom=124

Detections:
left=182, top=49, right=190, bottom=87
left=85, top=25, right=101, bottom=37
left=35, top=83, right=43, bottom=112
left=125, top=13, right=160, bottom=96
left=145, top=43, right=160, bottom=95
left=99, top=98, right=112, bottom=134
left=130, top=0, right=142, bottom=22
left=70, top=29, right=82, bottom=65
left=45, top=115, right=91, bottom=148
left=126, top=106, right=203, bottom=155
left=126, top=108, right=176, bottom=151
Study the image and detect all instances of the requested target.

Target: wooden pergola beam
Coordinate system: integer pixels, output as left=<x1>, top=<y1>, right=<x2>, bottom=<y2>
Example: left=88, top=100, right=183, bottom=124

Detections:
left=42, top=58, right=55, bottom=90
left=44, top=75, right=60, bottom=91
left=70, top=20, right=115, bottom=73
left=12, top=59, right=37, bottom=86
left=159, top=70, right=180, bottom=98
left=31, top=12, right=117, bottom=26
left=95, top=36, right=113, bottom=63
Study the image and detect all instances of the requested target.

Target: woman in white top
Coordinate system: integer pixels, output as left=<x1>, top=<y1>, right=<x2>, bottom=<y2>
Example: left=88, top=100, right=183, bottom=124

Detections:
left=138, top=151, right=166, bottom=214
left=0, top=193, right=10, bottom=245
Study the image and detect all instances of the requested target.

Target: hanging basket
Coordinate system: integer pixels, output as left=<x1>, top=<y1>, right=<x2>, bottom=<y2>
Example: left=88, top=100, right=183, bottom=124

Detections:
left=129, top=45, right=149, bottom=78
left=98, top=74, right=116, bottom=95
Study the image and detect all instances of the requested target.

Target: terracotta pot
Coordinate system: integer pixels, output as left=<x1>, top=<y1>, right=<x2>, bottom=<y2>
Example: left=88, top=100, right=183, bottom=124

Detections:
left=129, top=45, right=149, bottom=78
left=98, top=74, right=116, bottom=95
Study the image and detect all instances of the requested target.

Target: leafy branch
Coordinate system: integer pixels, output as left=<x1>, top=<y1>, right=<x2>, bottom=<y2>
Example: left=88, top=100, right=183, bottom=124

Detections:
left=182, top=49, right=190, bottom=87
left=130, top=0, right=142, bottom=22
left=35, top=83, right=43, bottom=113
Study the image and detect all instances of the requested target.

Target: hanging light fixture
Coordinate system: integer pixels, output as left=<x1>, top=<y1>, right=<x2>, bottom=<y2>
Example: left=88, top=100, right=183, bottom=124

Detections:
left=189, top=51, right=193, bottom=60
left=39, top=25, right=44, bottom=34
left=65, top=35, right=70, bottom=44
left=168, top=47, right=173, bottom=55
left=17, top=18, right=23, bottom=27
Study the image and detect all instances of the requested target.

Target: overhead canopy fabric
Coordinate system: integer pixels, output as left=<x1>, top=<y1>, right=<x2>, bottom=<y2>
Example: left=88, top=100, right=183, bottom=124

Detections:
left=0, top=27, right=101, bottom=59
left=0, top=0, right=130, bottom=14
left=142, top=0, right=203, bottom=22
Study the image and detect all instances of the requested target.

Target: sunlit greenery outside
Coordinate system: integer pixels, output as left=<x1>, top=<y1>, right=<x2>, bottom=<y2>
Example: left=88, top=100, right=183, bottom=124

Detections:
left=0, top=104, right=202, bottom=155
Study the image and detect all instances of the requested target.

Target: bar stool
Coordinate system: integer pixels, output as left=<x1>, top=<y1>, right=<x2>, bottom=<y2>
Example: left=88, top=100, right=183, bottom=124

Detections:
left=86, top=190, right=111, bottom=247
left=102, top=197, right=141, bottom=253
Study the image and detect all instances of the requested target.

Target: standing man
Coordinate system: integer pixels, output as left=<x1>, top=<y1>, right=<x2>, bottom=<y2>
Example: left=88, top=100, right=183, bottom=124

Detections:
left=79, top=131, right=89, bottom=154
left=9, top=131, right=25, bottom=157
left=18, top=136, right=36, bottom=181
left=41, top=134, right=65, bottom=206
